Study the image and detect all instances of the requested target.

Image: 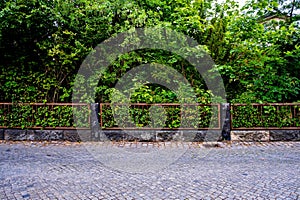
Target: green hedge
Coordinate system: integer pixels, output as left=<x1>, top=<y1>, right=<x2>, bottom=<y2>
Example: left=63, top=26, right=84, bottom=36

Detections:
left=2, top=103, right=299, bottom=130
left=100, top=104, right=219, bottom=129
left=0, top=104, right=90, bottom=129
left=232, top=104, right=300, bottom=128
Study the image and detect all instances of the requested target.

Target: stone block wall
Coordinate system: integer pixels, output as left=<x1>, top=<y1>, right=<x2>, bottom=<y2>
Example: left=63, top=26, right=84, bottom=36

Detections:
left=92, top=130, right=224, bottom=142
left=1, top=129, right=300, bottom=142
left=1, top=129, right=81, bottom=142
left=0, top=129, right=227, bottom=142
left=269, top=130, right=300, bottom=141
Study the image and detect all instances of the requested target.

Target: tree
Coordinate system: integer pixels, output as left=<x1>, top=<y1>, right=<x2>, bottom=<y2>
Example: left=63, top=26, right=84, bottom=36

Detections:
left=244, top=0, right=300, bottom=24
left=1, top=0, right=297, bottom=104
left=0, top=0, right=114, bottom=102
left=217, top=0, right=300, bottom=102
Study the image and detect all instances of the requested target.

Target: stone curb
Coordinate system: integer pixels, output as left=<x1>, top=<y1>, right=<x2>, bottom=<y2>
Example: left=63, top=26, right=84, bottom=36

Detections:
left=231, top=130, right=300, bottom=142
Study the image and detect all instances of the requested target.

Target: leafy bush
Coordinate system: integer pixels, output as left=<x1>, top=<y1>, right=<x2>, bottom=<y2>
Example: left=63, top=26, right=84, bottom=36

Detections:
left=100, top=104, right=220, bottom=129
left=232, top=104, right=300, bottom=128
left=0, top=104, right=90, bottom=129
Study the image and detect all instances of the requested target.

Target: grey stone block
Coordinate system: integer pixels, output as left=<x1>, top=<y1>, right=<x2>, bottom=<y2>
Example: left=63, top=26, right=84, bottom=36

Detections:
left=202, top=130, right=223, bottom=142
left=26, top=130, right=35, bottom=141
left=138, top=131, right=155, bottom=141
left=172, top=131, right=185, bottom=141
left=77, top=130, right=92, bottom=141
left=34, top=130, right=63, bottom=141
left=89, top=130, right=114, bottom=141
left=269, top=130, right=300, bottom=141
left=162, top=130, right=223, bottom=142
left=100, top=130, right=156, bottom=142
left=125, top=130, right=156, bottom=141
left=63, top=130, right=81, bottom=142
left=176, top=130, right=204, bottom=142
left=155, top=130, right=222, bottom=142
left=155, top=131, right=178, bottom=141
left=4, top=129, right=28, bottom=140
left=193, top=131, right=206, bottom=142
left=231, top=131, right=270, bottom=142
left=102, top=130, right=125, bottom=141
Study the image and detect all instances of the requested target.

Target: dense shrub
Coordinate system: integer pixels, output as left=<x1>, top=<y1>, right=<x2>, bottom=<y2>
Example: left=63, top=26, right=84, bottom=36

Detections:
left=0, top=104, right=90, bottom=129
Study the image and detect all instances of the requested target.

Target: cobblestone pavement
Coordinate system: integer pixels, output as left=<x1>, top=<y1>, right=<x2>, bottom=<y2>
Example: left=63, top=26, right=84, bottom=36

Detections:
left=0, top=141, right=299, bottom=199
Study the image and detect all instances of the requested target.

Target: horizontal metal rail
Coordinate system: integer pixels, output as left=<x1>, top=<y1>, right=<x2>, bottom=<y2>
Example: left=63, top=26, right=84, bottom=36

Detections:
left=100, top=103, right=220, bottom=106
left=2, top=102, right=299, bottom=130
left=0, top=103, right=89, bottom=106
left=232, top=103, right=300, bottom=106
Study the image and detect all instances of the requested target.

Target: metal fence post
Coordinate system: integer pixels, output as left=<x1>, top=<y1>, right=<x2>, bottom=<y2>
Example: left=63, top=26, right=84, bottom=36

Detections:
left=221, top=103, right=231, bottom=140
left=90, top=103, right=100, bottom=140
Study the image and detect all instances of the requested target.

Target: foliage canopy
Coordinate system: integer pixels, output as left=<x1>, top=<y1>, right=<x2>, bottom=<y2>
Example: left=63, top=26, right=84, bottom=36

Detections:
left=0, top=0, right=299, bottom=104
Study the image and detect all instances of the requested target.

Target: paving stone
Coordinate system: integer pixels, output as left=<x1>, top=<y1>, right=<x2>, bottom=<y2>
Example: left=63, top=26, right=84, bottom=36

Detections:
left=0, top=141, right=299, bottom=199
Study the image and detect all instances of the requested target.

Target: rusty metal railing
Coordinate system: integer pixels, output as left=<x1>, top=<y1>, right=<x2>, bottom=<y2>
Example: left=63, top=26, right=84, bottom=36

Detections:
left=0, top=103, right=90, bottom=129
left=2, top=102, right=298, bottom=131
left=231, top=103, right=300, bottom=130
left=99, top=103, right=221, bottom=130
